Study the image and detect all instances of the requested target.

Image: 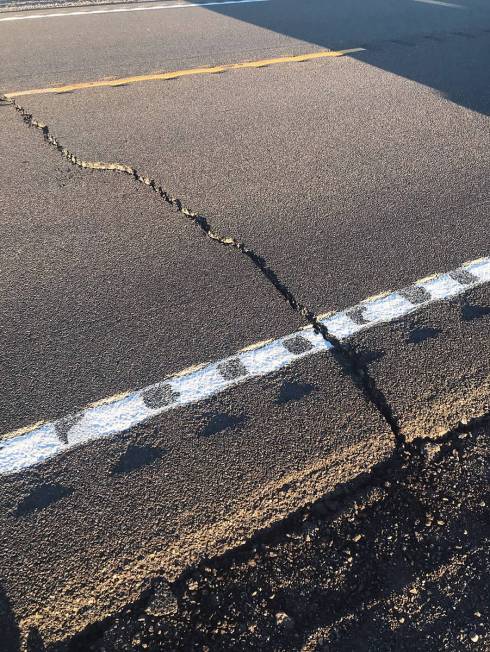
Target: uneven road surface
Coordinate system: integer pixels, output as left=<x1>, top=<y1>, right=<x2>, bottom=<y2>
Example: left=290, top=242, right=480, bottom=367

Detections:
left=0, top=0, right=489, bottom=649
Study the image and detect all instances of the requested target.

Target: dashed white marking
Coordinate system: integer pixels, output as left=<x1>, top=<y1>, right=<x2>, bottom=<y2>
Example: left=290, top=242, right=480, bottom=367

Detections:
left=0, top=0, right=269, bottom=22
left=1, top=256, right=489, bottom=476
left=360, top=292, right=415, bottom=325
left=321, top=312, right=362, bottom=339
left=0, top=426, right=63, bottom=475
left=468, top=257, right=490, bottom=282
left=419, top=273, right=466, bottom=300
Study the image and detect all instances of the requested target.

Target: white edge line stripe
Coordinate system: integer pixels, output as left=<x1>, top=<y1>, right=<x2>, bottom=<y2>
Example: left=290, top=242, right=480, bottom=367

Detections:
left=412, top=0, right=464, bottom=8
left=0, top=0, right=269, bottom=22
left=1, top=256, right=489, bottom=475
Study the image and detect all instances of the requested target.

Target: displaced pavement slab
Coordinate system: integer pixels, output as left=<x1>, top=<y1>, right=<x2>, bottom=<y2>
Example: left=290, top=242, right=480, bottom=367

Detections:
left=0, top=106, right=302, bottom=435
left=0, top=351, right=393, bottom=646
left=78, top=416, right=490, bottom=652
left=346, top=283, right=490, bottom=441
left=14, top=34, right=490, bottom=315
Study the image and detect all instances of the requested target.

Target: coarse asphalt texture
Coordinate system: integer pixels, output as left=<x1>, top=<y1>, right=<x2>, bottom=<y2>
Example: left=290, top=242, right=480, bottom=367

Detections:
left=0, top=0, right=489, bottom=649
left=0, top=350, right=393, bottom=645
left=0, top=106, right=302, bottom=434
left=30, top=417, right=490, bottom=652
left=12, top=36, right=490, bottom=314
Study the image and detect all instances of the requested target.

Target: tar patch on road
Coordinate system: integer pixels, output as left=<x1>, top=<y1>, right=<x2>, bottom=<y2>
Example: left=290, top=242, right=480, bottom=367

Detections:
left=407, top=326, right=441, bottom=345
left=0, top=584, right=20, bottom=652
left=355, top=349, right=385, bottom=365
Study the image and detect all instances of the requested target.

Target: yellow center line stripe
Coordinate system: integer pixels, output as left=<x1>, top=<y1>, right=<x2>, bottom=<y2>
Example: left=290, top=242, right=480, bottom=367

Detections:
left=4, top=48, right=365, bottom=98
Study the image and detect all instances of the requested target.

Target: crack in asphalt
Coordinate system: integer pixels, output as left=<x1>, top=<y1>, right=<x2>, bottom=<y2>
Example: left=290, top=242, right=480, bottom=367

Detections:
left=169, top=407, right=490, bottom=585
left=1, top=95, right=401, bottom=445
left=46, top=407, right=490, bottom=651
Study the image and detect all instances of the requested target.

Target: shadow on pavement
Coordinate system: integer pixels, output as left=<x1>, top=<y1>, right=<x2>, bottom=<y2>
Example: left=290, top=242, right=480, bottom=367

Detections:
left=0, top=584, right=20, bottom=652
left=207, top=0, right=490, bottom=115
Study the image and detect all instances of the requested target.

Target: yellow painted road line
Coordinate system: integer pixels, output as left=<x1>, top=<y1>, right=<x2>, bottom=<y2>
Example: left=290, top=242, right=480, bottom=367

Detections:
left=4, top=48, right=365, bottom=98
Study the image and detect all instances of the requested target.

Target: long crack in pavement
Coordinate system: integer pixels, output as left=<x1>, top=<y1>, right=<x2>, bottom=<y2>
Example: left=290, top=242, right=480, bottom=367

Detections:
left=2, top=69, right=488, bottom=647
left=44, top=411, right=490, bottom=651
left=0, top=95, right=401, bottom=444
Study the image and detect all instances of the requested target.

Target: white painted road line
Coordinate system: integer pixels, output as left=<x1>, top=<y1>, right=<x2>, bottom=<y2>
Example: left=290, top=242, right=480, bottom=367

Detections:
left=1, top=256, right=489, bottom=476
left=0, top=0, right=269, bottom=22
left=412, top=0, right=464, bottom=8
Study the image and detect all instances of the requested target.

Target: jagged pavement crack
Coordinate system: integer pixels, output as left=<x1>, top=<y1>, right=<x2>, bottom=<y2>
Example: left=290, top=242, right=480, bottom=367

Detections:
left=44, top=406, right=490, bottom=651
left=1, top=95, right=401, bottom=444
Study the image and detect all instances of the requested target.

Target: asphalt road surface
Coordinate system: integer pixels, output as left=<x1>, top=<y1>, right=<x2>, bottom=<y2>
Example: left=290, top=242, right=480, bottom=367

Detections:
left=0, top=0, right=489, bottom=649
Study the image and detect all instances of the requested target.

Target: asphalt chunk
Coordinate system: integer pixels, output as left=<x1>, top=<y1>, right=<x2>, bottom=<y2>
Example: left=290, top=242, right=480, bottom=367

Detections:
left=217, top=357, right=249, bottom=381
left=142, top=385, right=180, bottom=410
left=283, top=335, right=315, bottom=355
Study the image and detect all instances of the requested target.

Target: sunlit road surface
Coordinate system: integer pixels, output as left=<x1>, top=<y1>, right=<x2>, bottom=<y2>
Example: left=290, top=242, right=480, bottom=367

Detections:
left=0, top=0, right=489, bottom=648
